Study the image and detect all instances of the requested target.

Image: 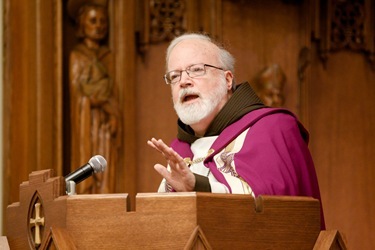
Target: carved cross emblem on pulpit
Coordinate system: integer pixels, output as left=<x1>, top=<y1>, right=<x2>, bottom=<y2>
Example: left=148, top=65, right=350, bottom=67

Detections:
left=29, top=202, right=45, bottom=246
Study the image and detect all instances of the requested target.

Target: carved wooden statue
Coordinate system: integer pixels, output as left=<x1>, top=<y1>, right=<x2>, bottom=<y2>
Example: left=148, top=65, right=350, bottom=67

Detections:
left=251, top=64, right=286, bottom=107
left=68, top=0, right=120, bottom=194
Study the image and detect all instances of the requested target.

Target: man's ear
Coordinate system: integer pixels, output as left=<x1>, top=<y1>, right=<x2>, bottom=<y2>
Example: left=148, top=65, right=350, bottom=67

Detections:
left=225, top=71, right=234, bottom=90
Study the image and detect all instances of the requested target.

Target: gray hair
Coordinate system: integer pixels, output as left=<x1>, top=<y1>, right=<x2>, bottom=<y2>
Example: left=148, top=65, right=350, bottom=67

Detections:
left=165, top=33, right=235, bottom=74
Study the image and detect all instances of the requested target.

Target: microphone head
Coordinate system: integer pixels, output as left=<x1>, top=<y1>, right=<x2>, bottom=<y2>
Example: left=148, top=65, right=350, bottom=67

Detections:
left=88, top=155, right=107, bottom=173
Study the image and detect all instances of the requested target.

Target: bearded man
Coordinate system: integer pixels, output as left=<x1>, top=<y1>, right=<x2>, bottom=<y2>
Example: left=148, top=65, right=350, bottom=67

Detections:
left=147, top=33, right=324, bottom=228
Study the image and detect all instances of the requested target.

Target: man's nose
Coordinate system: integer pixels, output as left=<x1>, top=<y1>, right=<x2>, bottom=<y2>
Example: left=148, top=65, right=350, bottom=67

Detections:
left=179, top=71, right=193, bottom=87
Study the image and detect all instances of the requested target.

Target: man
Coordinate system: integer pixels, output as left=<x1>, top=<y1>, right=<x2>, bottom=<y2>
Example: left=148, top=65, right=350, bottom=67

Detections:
left=147, top=33, right=323, bottom=225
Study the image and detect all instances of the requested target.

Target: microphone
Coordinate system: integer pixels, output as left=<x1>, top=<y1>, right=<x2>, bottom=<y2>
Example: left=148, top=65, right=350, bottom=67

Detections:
left=65, top=155, right=107, bottom=184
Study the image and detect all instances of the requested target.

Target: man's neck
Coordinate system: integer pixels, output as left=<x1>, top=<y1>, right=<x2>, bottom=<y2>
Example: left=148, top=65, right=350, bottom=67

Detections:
left=190, top=112, right=217, bottom=137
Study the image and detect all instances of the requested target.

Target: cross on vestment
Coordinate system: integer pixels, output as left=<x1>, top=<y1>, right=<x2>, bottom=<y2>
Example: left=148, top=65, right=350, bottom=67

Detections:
left=29, top=202, right=45, bottom=246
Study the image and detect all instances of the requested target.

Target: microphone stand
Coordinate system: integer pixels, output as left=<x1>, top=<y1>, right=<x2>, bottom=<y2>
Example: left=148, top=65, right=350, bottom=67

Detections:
left=66, top=180, right=77, bottom=195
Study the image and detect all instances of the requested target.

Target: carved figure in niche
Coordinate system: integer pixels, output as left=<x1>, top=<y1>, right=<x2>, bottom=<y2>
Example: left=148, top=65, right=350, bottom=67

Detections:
left=68, top=0, right=120, bottom=194
left=251, top=64, right=286, bottom=107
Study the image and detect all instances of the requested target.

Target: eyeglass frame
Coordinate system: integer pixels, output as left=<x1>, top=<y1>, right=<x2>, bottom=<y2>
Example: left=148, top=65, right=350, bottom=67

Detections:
left=163, top=63, right=225, bottom=85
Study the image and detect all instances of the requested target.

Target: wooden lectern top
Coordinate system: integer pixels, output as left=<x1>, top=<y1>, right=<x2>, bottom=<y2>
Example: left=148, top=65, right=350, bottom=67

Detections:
left=4, top=169, right=347, bottom=249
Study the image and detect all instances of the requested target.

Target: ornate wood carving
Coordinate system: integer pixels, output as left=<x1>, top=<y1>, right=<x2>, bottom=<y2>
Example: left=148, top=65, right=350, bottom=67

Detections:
left=313, top=0, right=375, bottom=67
left=137, top=0, right=223, bottom=53
left=330, top=0, right=365, bottom=51
left=138, top=0, right=187, bottom=53
left=67, top=0, right=121, bottom=194
left=149, top=0, right=187, bottom=43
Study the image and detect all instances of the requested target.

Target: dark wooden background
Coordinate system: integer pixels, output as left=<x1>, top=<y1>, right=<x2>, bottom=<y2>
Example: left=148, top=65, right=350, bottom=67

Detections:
left=2, top=0, right=374, bottom=249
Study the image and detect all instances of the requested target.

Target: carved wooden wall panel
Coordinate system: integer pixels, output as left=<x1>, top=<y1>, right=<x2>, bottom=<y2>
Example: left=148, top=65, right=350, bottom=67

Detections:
left=2, top=0, right=62, bottom=231
left=307, top=1, right=375, bottom=249
left=108, top=0, right=137, bottom=200
left=221, top=0, right=307, bottom=114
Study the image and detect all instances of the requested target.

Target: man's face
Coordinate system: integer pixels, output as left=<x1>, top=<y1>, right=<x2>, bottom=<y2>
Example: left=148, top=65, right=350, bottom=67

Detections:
left=167, top=39, right=233, bottom=129
left=82, top=7, right=108, bottom=41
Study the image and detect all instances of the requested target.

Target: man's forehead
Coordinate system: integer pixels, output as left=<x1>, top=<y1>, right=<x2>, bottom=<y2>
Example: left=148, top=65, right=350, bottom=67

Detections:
left=174, top=39, right=217, bottom=53
left=168, top=39, right=219, bottom=68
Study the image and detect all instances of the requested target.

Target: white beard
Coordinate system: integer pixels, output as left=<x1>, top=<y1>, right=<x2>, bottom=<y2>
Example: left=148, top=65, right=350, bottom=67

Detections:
left=174, top=77, right=228, bottom=125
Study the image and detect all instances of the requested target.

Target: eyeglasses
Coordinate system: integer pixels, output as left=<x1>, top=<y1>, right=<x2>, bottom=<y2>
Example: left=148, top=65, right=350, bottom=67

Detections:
left=163, top=63, right=224, bottom=85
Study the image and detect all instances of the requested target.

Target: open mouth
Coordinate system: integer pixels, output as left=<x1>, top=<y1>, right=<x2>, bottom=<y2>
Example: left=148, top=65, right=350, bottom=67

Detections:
left=182, top=94, right=199, bottom=103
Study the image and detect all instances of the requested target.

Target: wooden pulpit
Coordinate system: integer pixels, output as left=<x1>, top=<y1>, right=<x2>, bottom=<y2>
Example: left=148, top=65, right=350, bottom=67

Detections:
left=3, top=169, right=347, bottom=249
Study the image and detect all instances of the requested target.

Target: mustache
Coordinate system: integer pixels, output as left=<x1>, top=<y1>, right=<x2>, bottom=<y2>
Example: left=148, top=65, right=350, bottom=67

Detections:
left=178, top=89, right=200, bottom=101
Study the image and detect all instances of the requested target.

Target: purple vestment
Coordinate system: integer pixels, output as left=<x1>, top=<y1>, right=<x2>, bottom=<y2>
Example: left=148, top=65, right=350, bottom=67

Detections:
left=171, top=107, right=325, bottom=228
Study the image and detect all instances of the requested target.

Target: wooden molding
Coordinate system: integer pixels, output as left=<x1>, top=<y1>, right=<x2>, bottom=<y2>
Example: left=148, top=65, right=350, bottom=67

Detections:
left=185, top=226, right=213, bottom=250
left=313, top=230, right=348, bottom=250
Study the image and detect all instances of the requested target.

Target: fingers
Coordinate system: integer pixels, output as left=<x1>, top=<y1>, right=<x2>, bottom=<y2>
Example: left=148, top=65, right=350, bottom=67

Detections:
left=148, top=137, right=189, bottom=174
left=148, top=138, right=168, bottom=152
left=147, top=138, right=184, bottom=163
left=147, top=139, right=160, bottom=152
left=154, top=164, right=170, bottom=179
left=149, top=138, right=196, bottom=192
left=147, top=138, right=168, bottom=154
